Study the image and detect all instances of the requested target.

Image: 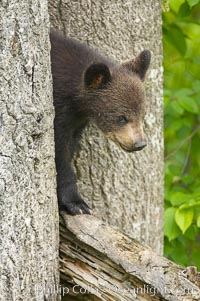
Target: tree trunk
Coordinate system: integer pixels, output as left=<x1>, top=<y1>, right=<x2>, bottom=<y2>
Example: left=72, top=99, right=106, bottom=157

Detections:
left=0, top=1, right=59, bottom=300
left=48, top=0, right=164, bottom=254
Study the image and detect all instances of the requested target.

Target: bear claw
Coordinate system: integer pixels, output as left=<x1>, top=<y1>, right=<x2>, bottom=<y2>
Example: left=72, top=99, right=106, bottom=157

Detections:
left=59, top=198, right=92, bottom=216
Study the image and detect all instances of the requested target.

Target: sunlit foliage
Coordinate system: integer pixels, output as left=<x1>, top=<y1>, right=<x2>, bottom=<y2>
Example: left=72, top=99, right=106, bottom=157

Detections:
left=163, top=0, right=200, bottom=269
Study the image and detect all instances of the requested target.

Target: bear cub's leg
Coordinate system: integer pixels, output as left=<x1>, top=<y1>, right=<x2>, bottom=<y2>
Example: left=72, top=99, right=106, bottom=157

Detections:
left=54, top=118, right=92, bottom=215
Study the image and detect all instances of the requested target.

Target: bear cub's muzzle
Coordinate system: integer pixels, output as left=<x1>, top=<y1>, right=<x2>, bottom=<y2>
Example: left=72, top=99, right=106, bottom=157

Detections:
left=119, top=138, right=147, bottom=152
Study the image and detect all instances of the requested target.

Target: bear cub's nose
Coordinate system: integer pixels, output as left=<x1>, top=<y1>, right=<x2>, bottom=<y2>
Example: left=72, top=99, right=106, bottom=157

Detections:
left=133, top=139, right=147, bottom=151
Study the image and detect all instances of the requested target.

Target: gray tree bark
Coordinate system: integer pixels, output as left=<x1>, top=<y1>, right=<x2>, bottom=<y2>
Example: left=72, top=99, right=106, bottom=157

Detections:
left=59, top=215, right=200, bottom=301
left=0, top=1, right=59, bottom=300
left=48, top=0, right=163, bottom=254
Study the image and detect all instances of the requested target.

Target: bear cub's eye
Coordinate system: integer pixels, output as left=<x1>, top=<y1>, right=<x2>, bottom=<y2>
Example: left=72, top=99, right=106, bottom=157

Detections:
left=117, top=115, right=128, bottom=127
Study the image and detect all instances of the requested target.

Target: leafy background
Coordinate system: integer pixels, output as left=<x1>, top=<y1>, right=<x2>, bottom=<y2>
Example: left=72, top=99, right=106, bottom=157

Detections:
left=163, top=0, right=200, bottom=270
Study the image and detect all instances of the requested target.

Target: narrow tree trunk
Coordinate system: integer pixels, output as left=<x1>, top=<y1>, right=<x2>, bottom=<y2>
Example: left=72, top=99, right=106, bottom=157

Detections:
left=0, top=1, right=59, bottom=300
left=48, top=0, right=164, bottom=254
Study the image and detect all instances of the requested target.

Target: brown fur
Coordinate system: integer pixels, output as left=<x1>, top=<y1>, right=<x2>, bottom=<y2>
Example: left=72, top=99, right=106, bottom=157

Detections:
left=106, top=121, right=145, bottom=151
left=50, top=29, right=151, bottom=214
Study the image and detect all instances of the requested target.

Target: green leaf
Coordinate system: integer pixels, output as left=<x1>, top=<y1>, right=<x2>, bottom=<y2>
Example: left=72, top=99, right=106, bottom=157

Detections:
left=178, top=2, right=191, bottom=17
left=164, top=207, right=181, bottom=240
left=171, top=101, right=184, bottom=115
left=180, top=200, right=200, bottom=209
left=191, top=247, right=200, bottom=270
left=170, top=192, right=192, bottom=206
left=177, top=96, right=199, bottom=114
left=197, top=215, right=200, bottom=227
left=175, top=208, right=194, bottom=233
left=187, top=0, right=200, bottom=8
left=173, top=88, right=191, bottom=98
left=170, top=0, right=185, bottom=12
left=165, top=25, right=187, bottom=56
left=182, top=174, right=193, bottom=185
left=185, top=225, right=197, bottom=240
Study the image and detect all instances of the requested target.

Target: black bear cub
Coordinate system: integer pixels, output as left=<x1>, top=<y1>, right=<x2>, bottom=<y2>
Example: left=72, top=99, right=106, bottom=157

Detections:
left=50, top=30, right=151, bottom=215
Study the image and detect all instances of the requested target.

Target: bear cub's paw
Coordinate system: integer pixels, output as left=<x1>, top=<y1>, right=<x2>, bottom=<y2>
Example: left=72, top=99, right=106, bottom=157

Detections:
left=59, top=196, right=93, bottom=215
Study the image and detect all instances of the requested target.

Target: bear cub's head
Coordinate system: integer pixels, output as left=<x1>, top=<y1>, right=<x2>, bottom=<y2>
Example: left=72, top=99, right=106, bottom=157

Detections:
left=82, top=50, right=151, bottom=152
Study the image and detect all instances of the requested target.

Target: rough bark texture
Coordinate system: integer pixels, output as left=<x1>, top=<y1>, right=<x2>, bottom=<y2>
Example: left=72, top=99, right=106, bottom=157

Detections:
left=59, top=214, right=200, bottom=301
left=0, top=1, right=59, bottom=300
left=48, top=0, right=163, bottom=254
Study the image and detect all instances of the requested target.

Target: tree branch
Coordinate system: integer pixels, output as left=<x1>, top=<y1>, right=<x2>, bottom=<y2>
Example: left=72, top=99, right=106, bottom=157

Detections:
left=59, top=214, right=200, bottom=301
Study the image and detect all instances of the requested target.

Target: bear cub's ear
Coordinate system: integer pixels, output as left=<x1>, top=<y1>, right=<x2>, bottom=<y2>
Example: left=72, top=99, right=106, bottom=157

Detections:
left=84, top=63, right=111, bottom=89
left=123, top=50, right=151, bottom=81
